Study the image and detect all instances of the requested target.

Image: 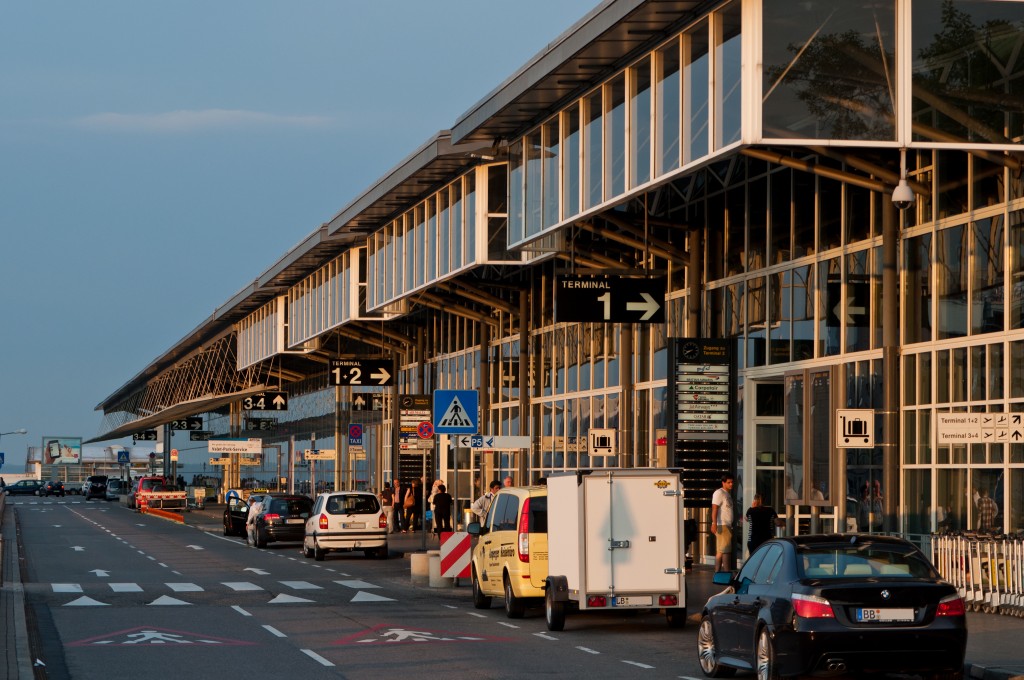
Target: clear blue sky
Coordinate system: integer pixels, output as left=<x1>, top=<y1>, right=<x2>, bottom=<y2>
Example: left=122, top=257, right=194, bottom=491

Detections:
left=0, top=0, right=598, bottom=469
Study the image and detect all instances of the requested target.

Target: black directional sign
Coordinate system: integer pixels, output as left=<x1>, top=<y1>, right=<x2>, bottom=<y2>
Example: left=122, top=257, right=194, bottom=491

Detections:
left=245, top=417, right=278, bottom=431
left=242, top=391, right=288, bottom=411
left=555, top=275, right=666, bottom=324
left=189, top=430, right=214, bottom=441
left=170, top=416, right=203, bottom=431
left=330, top=359, right=393, bottom=386
left=352, top=394, right=384, bottom=412
left=132, top=430, right=158, bottom=442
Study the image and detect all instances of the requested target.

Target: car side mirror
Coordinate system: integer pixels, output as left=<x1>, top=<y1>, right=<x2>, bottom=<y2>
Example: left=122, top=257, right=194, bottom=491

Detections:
left=467, top=521, right=482, bottom=536
left=712, top=571, right=735, bottom=586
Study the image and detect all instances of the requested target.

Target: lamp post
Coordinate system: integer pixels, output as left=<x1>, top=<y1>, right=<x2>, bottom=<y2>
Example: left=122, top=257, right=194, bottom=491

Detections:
left=0, top=428, right=28, bottom=471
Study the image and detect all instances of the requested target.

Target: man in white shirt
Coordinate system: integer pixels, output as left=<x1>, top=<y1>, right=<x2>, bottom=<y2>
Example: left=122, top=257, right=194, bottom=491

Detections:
left=471, top=480, right=502, bottom=523
left=710, top=474, right=735, bottom=572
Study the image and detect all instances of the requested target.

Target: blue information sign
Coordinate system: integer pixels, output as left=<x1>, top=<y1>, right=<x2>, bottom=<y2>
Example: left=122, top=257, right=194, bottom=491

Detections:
left=433, top=390, right=479, bottom=434
left=116, top=449, right=130, bottom=465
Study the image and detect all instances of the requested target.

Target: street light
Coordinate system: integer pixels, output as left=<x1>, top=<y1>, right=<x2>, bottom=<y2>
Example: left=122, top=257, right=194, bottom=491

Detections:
left=0, top=428, right=28, bottom=469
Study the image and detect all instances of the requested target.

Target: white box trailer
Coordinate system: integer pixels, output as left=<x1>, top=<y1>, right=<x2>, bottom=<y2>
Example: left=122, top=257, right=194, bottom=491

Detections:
left=544, top=468, right=688, bottom=631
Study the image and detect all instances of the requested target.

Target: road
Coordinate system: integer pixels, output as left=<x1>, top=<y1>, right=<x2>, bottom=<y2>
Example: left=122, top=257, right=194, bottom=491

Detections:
left=11, top=496, right=709, bottom=680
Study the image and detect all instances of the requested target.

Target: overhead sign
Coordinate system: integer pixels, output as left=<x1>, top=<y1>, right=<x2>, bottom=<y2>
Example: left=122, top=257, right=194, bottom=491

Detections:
left=936, top=412, right=1018, bottom=444
left=453, top=435, right=531, bottom=450
left=353, top=394, right=384, bottom=412
left=331, top=358, right=393, bottom=386
left=555, top=275, right=666, bottom=324
left=826, top=280, right=869, bottom=328
left=238, top=457, right=261, bottom=466
left=242, top=391, right=288, bottom=411
left=170, top=416, right=203, bottom=431
left=836, top=409, right=875, bottom=448
left=133, top=430, right=158, bottom=442
left=245, top=417, right=277, bottom=431
left=304, top=449, right=336, bottom=461
left=190, top=430, right=214, bottom=441
left=208, top=439, right=262, bottom=454
left=209, top=457, right=230, bottom=466
left=433, top=390, right=479, bottom=434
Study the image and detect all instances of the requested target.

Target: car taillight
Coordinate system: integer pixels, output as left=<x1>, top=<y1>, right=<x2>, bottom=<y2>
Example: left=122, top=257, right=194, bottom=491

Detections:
left=937, top=594, right=965, bottom=617
left=518, top=498, right=530, bottom=562
left=587, top=595, right=608, bottom=607
left=378, top=513, right=388, bottom=529
left=659, top=595, right=678, bottom=606
left=319, top=514, right=328, bottom=530
left=263, top=513, right=281, bottom=523
left=792, top=593, right=835, bottom=619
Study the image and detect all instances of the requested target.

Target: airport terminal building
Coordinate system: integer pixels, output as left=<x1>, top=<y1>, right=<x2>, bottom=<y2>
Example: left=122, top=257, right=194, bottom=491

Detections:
left=94, top=0, right=1024, bottom=549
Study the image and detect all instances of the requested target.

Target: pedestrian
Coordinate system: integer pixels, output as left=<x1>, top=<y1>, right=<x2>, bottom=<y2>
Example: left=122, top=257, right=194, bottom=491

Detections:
left=503, top=475, right=513, bottom=488
left=431, top=484, right=453, bottom=535
left=977, top=487, right=999, bottom=533
left=393, top=481, right=406, bottom=532
left=379, top=482, right=396, bottom=533
left=0, top=477, right=6, bottom=490
left=471, top=480, right=502, bottom=523
left=744, top=493, right=782, bottom=554
left=407, top=478, right=423, bottom=531
left=427, top=478, right=443, bottom=532
left=710, top=473, right=735, bottom=572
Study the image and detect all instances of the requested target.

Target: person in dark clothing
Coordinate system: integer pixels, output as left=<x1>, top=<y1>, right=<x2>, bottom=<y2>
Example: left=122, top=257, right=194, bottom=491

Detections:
left=431, top=484, right=453, bottom=534
left=744, top=494, right=783, bottom=554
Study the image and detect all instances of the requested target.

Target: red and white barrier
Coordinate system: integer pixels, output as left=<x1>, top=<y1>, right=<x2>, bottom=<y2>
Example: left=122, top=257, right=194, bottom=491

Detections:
left=440, top=531, right=471, bottom=579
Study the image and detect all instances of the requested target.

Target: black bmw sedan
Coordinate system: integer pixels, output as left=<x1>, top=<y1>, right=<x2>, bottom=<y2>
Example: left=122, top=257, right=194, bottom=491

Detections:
left=698, top=534, right=966, bottom=680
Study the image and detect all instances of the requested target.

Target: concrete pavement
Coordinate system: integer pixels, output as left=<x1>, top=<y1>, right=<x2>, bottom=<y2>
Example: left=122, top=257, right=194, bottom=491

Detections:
left=2, top=499, right=1022, bottom=679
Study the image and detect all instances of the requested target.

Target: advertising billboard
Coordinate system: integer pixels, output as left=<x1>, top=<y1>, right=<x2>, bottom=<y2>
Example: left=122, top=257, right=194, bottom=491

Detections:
left=43, top=436, right=82, bottom=465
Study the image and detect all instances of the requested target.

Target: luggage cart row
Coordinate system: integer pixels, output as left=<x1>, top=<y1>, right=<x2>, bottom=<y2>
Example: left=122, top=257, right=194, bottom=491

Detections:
left=932, top=533, right=1024, bottom=617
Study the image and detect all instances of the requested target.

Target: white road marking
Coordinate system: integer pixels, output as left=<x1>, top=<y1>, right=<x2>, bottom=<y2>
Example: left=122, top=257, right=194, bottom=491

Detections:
left=576, top=646, right=600, bottom=654
left=301, top=649, right=334, bottom=667
left=148, top=595, right=191, bottom=606
left=497, top=622, right=519, bottom=629
left=468, top=612, right=487, bottom=618
left=280, top=581, right=322, bottom=590
left=533, top=632, right=558, bottom=641
left=167, top=583, right=203, bottom=592
left=52, top=584, right=83, bottom=593
left=334, top=579, right=378, bottom=589
left=63, top=596, right=108, bottom=606
left=222, top=582, right=263, bottom=591
left=109, top=583, right=142, bottom=592
left=232, top=606, right=252, bottom=617
left=622, top=661, right=654, bottom=669
left=262, top=625, right=287, bottom=638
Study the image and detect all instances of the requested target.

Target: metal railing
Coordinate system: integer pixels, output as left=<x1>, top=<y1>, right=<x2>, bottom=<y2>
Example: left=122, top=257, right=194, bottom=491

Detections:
left=932, top=532, right=1024, bottom=617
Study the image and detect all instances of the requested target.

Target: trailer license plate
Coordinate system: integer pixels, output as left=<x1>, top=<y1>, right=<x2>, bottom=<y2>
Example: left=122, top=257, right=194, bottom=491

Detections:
left=856, top=608, right=914, bottom=622
left=613, top=596, right=653, bottom=607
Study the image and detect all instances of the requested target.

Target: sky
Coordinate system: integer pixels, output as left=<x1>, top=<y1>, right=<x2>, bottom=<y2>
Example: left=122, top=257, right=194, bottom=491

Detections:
left=0, top=0, right=599, bottom=469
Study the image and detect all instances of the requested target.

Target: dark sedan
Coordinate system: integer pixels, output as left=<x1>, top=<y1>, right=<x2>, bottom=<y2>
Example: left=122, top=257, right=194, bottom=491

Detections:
left=41, top=480, right=66, bottom=497
left=698, top=534, right=966, bottom=680
left=3, top=479, right=44, bottom=496
left=251, top=495, right=313, bottom=548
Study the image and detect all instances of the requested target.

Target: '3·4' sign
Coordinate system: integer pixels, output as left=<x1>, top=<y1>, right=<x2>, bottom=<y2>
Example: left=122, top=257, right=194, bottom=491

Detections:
left=242, top=391, right=288, bottom=411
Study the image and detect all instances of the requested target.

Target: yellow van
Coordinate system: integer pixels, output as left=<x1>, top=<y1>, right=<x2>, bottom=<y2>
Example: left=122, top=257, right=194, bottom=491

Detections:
left=468, top=485, right=548, bottom=618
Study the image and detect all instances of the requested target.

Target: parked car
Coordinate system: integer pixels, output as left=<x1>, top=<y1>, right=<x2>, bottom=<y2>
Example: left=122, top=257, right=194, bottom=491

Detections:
left=41, top=480, right=66, bottom=497
left=105, top=478, right=126, bottom=501
left=84, top=475, right=108, bottom=500
left=467, top=485, right=548, bottom=618
left=127, top=476, right=166, bottom=509
left=222, top=493, right=270, bottom=537
left=3, top=479, right=44, bottom=496
left=303, top=491, right=388, bottom=560
left=249, top=495, right=313, bottom=548
left=697, top=534, right=967, bottom=680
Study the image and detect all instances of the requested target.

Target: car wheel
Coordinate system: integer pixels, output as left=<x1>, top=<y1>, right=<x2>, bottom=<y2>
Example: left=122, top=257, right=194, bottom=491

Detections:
left=503, top=575, right=526, bottom=619
left=666, top=608, right=687, bottom=628
left=255, top=528, right=267, bottom=549
left=222, top=521, right=230, bottom=536
left=471, top=568, right=491, bottom=609
left=303, top=542, right=314, bottom=559
left=545, top=586, right=566, bottom=631
left=755, top=627, right=780, bottom=680
left=313, top=540, right=325, bottom=561
left=698, top=617, right=735, bottom=678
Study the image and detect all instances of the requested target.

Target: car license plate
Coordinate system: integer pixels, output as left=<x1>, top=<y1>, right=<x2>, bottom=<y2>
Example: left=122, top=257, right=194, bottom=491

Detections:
left=342, top=522, right=365, bottom=529
left=286, top=518, right=304, bottom=524
left=856, top=608, right=914, bottom=622
left=613, top=596, right=653, bottom=607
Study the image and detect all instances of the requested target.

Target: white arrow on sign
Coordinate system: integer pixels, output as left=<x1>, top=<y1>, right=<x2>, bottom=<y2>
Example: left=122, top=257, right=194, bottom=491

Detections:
left=186, top=545, right=205, bottom=551
left=90, top=569, right=110, bottom=577
left=370, top=367, right=391, bottom=385
left=244, top=568, right=269, bottom=575
left=627, top=292, right=661, bottom=321
left=354, top=395, right=366, bottom=408
left=71, top=546, right=85, bottom=552
left=833, top=301, right=866, bottom=325
left=272, top=395, right=287, bottom=409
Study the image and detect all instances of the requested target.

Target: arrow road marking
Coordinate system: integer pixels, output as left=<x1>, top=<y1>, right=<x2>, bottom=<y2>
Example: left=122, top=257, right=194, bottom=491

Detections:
left=186, top=545, right=205, bottom=551
left=626, top=292, right=661, bottom=321
left=90, top=570, right=110, bottom=578
left=71, top=546, right=85, bottom=552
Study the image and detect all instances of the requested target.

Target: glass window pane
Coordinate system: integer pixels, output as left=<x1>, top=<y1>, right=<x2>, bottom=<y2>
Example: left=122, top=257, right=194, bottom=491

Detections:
left=508, top=141, right=524, bottom=244
left=792, top=265, right=814, bottom=360
left=426, top=199, right=437, bottom=281
left=607, top=75, right=626, bottom=197
left=585, top=91, right=604, bottom=208
left=438, top=189, right=450, bottom=276
left=684, top=19, right=710, bottom=163
left=563, top=105, right=580, bottom=219
left=656, top=39, right=681, bottom=176
left=936, top=225, right=968, bottom=340
left=630, top=57, right=652, bottom=187
left=904, top=234, right=932, bottom=344
left=770, top=169, right=791, bottom=264
left=912, top=0, right=1024, bottom=144
left=542, top=119, right=560, bottom=229
left=525, top=129, right=543, bottom=237
left=715, top=1, right=743, bottom=148
left=971, top=216, right=1004, bottom=335
left=762, top=0, right=896, bottom=140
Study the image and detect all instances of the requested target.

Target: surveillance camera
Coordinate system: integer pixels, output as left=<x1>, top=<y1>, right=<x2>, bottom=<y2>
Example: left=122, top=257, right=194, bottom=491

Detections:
left=892, top=180, right=915, bottom=211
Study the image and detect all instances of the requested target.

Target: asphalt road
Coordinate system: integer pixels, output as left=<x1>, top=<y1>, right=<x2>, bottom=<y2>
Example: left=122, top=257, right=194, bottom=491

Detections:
left=13, top=496, right=711, bottom=680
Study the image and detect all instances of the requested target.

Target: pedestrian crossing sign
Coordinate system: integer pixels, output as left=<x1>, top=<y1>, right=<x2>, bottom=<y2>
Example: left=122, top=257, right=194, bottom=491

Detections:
left=433, top=389, right=479, bottom=434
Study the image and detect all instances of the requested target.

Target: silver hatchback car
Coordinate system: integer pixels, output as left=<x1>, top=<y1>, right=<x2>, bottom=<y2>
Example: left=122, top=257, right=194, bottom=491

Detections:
left=303, top=491, right=388, bottom=560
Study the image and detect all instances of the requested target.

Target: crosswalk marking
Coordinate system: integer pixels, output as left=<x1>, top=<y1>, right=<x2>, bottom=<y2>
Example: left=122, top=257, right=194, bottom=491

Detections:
left=167, top=583, right=203, bottom=592
left=46, top=579, right=392, bottom=602
left=221, top=582, right=263, bottom=591
left=280, top=581, right=321, bottom=590
left=53, top=584, right=83, bottom=593
left=109, top=583, right=143, bottom=592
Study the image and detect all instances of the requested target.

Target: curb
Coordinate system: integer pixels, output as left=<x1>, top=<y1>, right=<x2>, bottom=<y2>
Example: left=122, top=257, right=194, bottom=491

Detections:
left=968, top=664, right=1024, bottom=680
